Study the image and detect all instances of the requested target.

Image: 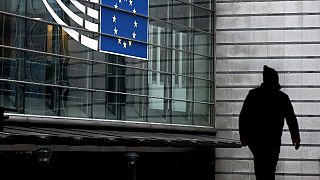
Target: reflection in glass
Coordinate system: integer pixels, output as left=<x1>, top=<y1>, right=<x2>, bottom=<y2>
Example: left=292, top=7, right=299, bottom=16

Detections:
left=148, top=98, right=169, bottom=123
left=105, top=93, right=125, bottom=120
left=92, top=91, right=107, bottom=119
left=194, top=103, right=211, bottom=126
left=24, top=84, right=58, bottom=116
left=194, top=6, right=212, bottom=32
left=0, top=83, right=16, bottom=109
left=148, top=35, right=170, bottom=115
left=193, top=0, right=213, bottom=10
left=106, top=56, right=127, bottom=120
left=171, top=50, right=192, bottom=124
left=172, top=26, right=192, bottom=52
left=60, top=88, right=92, bottom=118
left=194, top=78, right=211, bottom=102
left=194, top=32, right=212, bottom=56
left=149, top=0, right=171, bottom=21
left=125, top=96, right=146, bottom=122
left=149, top=21, right=171, bottom=47
left=93, top=92, right=146, bottom=122
left=125, top=64, right=147, bottom=95
left=172, top=1, right=192, bottom=28
left=194, top=55, right=212, bottom=79
left=66, top=60, right=92, bottom=89
left=0, top=55, right=16, bottom=80
left=0, top=0, right=216, bottom=127
left=92, top=62, right=108, bottom=90
left=172, top=100, right=192, bottom=125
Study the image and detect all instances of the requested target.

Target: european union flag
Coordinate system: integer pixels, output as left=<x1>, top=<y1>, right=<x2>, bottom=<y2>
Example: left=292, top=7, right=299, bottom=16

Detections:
left=100, top=0, right=148, bottom=60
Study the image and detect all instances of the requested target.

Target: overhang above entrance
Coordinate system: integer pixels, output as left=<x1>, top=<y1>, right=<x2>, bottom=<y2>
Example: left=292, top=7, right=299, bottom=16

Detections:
left=0, top=125, right=240, bottom=152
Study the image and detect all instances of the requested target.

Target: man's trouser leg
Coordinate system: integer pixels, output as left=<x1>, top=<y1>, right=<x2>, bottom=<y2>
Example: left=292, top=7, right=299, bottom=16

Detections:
left=249, top=144, right=280, bottom=180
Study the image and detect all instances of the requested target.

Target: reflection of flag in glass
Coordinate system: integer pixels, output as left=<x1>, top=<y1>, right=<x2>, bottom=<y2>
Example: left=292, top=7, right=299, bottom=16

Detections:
left=100, top=0, right=148, bottom=60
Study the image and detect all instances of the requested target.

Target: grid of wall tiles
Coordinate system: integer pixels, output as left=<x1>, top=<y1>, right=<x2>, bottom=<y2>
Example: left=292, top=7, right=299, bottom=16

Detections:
left=215, top=0, right=320, bottom=179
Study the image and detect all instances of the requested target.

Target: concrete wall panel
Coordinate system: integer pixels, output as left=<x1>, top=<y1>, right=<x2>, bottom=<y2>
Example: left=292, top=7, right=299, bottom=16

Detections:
left=216, top=1, right=320, bottom=179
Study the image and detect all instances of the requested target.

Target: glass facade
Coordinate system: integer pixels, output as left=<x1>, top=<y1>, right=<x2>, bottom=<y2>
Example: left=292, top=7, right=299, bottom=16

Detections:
left=0, top=0, right=214, bottom=126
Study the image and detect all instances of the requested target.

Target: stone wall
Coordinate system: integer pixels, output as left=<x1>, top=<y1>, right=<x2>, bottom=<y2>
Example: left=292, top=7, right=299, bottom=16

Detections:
left=215, top=0, right=320, bottom=179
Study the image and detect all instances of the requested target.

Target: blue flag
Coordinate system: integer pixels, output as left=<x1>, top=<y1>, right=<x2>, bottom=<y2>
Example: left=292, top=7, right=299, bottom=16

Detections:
left=100, top=0, right=148, bottom=60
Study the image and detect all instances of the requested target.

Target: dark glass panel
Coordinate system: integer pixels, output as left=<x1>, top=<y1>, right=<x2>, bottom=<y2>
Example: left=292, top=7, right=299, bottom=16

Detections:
left=0, top=83, right=17, bottom=110
left=92, top=62, right=108, bottom=90
left=194, top=32, right=213, bottom=57
left=172, top=25, right=192, bottom=53
left=60, top=88, right=92, bottom=118
left=24, top=84, right=59, bottom=116
left=125, top=58, right=148, bottom=96
left=0, top=0, right=26, bottom=15
left=171, top=50, right=193, bottom=124
left=193, top=0, right=213, bottom=10
left=0, top=0, right=216, bottom=126
left=125, top=65, right=147, bottom=95
left=0, top=53, right=17, bottom=80
left=171, top=100, right=192, bottom=125
left=172, top=1, right=192, bottom=28
left=149, top=20, right=172, bottom=47
left=194, top=6, right=212, bottom=32
left=148, top=98, right=169, bottom=123
left=106, top=93, right=126, bottom=120
left=194, top=78, right=211, bottom=102
left=194, top=55, right=213, bottom=79
left=92, top=91, right=107, bottom=119
left=193, top=103, right=211, bottom=126
left=149, top=0, right=171, bottom=21
left=64, top=60, right=92, bottom=89
left=124, top=95, right=146, bottom=122
left=93, top=92, right=146, bottom=122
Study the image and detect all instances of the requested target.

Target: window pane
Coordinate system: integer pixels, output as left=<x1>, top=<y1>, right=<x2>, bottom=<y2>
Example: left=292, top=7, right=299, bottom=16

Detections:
left=0, top=0, right=24, bottom=13
left=172, top=100, right=192, bottom=125
left=26, top=56, right=61, bottom=85
left=149, top=0, right=171, bottom=21
left=148, top=98, right=169, bottom=123
left=0, top=53, right=16, bottom=80
left=193, top=103, right=211, bottom=126
left=194, top=78, right=211, bottom=102
left=194, top=32, right=213, bottom=56
left=0, top=83, right=16, bottom=110
left=93, top=92, right=146, bottom=122
left=125, top=96, right=146, bottom=122
left=148, top=45, right=170, bottom=101
left=149, top=21, right=171, bottom=47
left=60, top=88, right=92, bottom=118
left=194, top=6, right=212, bottom=32
left=172, top=1, right=192, bottom=28
left=193, top=0, right=213, bottom=10
left=92, top=91, right=107, bottom=119
left=172, top=26, right=192, bottom=52
left=25, top=84, right=59, bottom=116
left=66, top=60, right=92, bottom=89
left=92, top=62, right=107, bottom=90
left=171, top=51, right=193, bottom=115
left=107, top=93, right=126, bottom=120
left=194, top=55, right=213, bottom=79
left=126, top=62, right=148, bottom=96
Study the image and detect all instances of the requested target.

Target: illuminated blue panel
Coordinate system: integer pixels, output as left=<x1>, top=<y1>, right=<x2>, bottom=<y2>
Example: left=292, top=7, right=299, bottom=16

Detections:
left=100, top=0, right=148, bottom=60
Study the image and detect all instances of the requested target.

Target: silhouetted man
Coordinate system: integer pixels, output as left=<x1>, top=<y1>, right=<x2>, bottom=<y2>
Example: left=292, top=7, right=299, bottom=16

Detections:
left=239, top=65, right=301, bottom=180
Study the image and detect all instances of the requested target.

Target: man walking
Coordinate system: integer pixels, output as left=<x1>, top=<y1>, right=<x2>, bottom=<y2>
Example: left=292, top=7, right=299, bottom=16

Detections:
left=239, top=65, right=301, bottom=180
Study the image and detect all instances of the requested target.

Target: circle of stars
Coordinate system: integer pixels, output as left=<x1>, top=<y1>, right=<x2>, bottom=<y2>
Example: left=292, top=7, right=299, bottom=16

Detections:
left=112, top=0, right=138, bottom=49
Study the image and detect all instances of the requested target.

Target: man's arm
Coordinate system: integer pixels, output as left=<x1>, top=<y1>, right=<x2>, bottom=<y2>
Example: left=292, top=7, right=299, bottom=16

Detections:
left=284, top=95, right=301, bottom=150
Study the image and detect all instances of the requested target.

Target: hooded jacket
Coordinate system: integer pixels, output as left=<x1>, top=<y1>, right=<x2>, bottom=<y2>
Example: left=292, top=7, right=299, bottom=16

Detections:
left=239, top=66, right=300, bottom=145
